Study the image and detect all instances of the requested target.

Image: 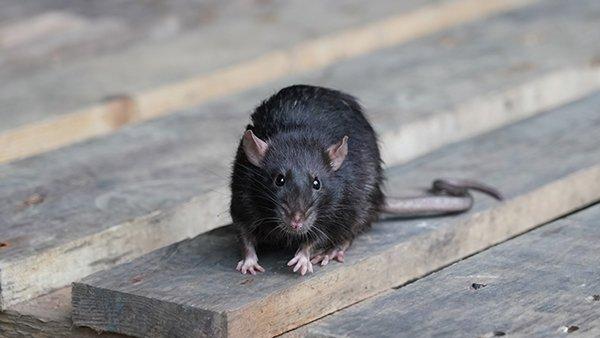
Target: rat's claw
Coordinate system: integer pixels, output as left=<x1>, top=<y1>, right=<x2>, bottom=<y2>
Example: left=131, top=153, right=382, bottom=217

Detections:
left=236, top=258, right=265, bottom=275
left=311, top=248, right=345, bottom=266
left=288, top=250, right=313, bottom=275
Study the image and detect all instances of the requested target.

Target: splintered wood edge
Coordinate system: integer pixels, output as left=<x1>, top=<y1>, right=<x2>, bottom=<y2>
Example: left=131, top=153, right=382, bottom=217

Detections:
left=2, top=66, right=599, bottom=310
left=0, top=0, right=537, bottom=164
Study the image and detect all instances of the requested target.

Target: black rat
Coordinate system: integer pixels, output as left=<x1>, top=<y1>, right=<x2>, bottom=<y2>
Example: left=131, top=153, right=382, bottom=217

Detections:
left=230, top=85, right=501, bottom=275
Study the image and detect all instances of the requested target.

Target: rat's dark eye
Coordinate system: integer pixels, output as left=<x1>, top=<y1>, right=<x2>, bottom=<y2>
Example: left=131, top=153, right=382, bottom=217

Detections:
left=312, top=177, right=321, bottom=190
left=275, top=174, right=285, bottom=186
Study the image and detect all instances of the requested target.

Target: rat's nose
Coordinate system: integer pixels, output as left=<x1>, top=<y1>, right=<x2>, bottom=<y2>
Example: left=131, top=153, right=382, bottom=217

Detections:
left=290, top=212, right=304, bottom=230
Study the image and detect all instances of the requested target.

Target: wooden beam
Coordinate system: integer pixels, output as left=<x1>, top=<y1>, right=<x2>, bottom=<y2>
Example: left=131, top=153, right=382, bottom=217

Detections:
left=71, top=93, right=600, bottom=337
left=0, top=0, right=537, bottom=163
left=2, top=0, right=599, bottom=309
left=299, top=204, right=600, bottom=337
left=0, top=287, right=124, bottom=337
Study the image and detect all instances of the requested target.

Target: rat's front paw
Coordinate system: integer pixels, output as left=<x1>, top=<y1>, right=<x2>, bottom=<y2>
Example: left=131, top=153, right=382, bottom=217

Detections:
left=311, top=248, right=345, bottom=266
left=287, top=250, right=313, bottom=275
left=236, top=257, right=265, bottom=275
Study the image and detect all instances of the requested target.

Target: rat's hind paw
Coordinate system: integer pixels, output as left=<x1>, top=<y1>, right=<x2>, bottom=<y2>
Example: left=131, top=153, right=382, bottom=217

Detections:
left=236, top=258, right=265, bottom=275
left=287, top=251, right=313, bottom=275
left=311, top=248, right=345, bottom=266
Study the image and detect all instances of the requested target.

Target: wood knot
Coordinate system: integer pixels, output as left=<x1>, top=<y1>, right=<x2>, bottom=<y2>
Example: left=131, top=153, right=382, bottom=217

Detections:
left=130, top=275, right=143, bottom=285
left=240, top=278, right=254, bottom=285
left=102, top=94, right=138, bottom=129
left=24, top=192, right=45, bottom=207
left=0, top=242, right=9, bottom=249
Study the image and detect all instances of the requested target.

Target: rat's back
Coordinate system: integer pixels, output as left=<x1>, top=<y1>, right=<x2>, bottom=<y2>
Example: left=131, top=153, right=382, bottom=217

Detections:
left=249, top=85, right=376, bottom=145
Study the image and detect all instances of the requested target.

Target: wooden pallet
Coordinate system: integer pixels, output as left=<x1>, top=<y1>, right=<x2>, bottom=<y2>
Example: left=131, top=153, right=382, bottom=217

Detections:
left=71, top=92, right=600, bottom=337
left=1, top=0, right=598, bottom=310
left=0, top=0, right=534, bottom=163
left=296, top=203, right=600, bottom=337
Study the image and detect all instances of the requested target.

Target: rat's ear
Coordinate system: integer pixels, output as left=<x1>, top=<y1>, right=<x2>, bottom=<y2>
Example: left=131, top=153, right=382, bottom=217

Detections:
left=327, top=135, right=348, bottom=171
left=242, top=130, right=269, bottom=167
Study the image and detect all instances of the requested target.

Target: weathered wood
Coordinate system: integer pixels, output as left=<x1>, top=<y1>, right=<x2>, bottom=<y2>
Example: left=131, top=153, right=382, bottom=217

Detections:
left=0, top=287, right=125, bottom=337
left=71, top=93, right=600, bottom=337
left=2, top=0, right=600, bottom=309
left=0, top=0, right=537, bottom=163
left=299, top=204, right=600, bottom=338
left=0, top=0, right=232, bottom=72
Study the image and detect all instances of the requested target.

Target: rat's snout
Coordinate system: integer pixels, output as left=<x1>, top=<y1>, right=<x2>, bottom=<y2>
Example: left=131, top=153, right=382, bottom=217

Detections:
left=290, top=212, right=304, bottom=230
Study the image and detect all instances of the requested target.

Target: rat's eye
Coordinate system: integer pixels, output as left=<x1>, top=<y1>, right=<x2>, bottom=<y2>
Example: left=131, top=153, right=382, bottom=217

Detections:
left=312, top=177, right=321, bottom=190
left=275, top=174, right=285, bottom=186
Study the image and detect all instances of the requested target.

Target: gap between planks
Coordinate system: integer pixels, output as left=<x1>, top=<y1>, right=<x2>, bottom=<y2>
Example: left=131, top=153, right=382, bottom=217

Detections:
left=0, top=0, right=537, bottom=164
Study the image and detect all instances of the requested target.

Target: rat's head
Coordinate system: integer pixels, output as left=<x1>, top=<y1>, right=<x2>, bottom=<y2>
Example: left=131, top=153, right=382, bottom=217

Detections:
left=242, top=130, right=348, bottom=236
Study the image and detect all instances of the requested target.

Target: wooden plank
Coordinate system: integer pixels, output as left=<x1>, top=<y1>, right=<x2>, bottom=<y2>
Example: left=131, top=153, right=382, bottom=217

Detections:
left=1, top=0, right=600, bottom=309
left=0, top=0, right=277, bottom=78
left=0, top=287, right=124, bottom=338
left=299, top=204, right=600, bottom=338
left=71, top=93, right=600, bottom=337
left=1, top=0, right=430, bottom=133
left=0, top=0, right=537, bottom=163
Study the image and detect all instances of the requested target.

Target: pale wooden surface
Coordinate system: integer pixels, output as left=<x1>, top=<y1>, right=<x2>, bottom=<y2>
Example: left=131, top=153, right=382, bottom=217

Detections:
left=71, top=93, right=600, bottom=337
left=0, top=0, right=428, bottom=129
left=2, top=0, right=600, bottom=309
left=0, top=287, right=126, bottom=337
left=301, top=204, right=600, bottom=338
left=0, top=0, right=537, bottom=163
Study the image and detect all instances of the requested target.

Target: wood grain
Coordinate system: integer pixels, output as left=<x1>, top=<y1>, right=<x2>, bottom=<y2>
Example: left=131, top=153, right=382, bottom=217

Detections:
left=2, top=0, right=600, bottom=309
left=0, top=287, right=125, bottom=337
left=0, top=0, right=537, bottom=163
left=300, top=204, right=600, bottom=337
left=71, top=93, right=600, bottom=337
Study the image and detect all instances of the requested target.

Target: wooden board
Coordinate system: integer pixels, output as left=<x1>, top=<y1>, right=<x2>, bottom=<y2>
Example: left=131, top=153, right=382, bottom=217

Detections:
left=0, top=0, right=537, bottom=163
left=2, top=0, right=600, bottom=309
left=299, top=204, right=600, bottom=338
left=0, top=287, right=124, bottom=338
left=0, top=0, right=259, bottom=74
left=71, top=93, right=600, bottom=337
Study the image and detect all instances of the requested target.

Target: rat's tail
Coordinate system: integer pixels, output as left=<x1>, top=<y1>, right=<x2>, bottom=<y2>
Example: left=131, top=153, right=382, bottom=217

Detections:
left=380, top=178, right=503, bottom=217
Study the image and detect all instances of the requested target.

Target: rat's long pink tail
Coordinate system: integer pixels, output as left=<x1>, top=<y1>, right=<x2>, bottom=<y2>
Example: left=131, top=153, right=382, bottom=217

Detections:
left=381, top=178, right=502, bottom=216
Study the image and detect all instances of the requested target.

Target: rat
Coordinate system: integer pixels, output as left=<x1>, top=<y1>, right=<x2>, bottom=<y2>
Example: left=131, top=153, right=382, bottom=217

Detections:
left=230, top=85, right=502, bottom=275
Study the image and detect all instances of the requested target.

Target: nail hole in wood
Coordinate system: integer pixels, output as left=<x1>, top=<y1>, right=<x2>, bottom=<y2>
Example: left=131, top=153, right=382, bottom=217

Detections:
left=567, top=326, right=579, bottom=333
left=561, top=325, right=579, bottom=333
left=492, top=332, right=506, bottom=337
left=471, top=282, right=487, bottom=290
left=0, top=242, right=9, bottom=248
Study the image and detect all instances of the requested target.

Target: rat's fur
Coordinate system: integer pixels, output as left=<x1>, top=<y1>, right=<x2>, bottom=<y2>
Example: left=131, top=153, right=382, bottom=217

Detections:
left=231, top=85, right=383, bottom=251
